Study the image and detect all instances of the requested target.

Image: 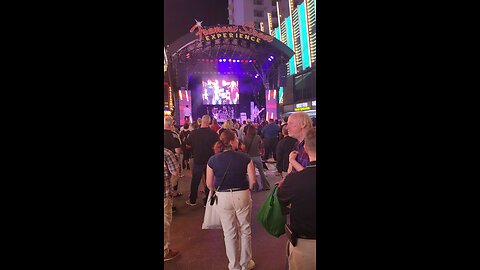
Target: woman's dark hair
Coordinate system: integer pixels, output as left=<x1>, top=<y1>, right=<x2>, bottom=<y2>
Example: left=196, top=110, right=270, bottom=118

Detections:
left=183, top=122, right=189, bottom=129
left=213, top=129, right=236, bottom=153
left=246, top=124, right=257, bottom=139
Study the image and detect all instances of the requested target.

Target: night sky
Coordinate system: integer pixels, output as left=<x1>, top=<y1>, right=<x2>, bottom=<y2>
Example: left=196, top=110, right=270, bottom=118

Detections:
left=164, top=0, right=228, bottom=46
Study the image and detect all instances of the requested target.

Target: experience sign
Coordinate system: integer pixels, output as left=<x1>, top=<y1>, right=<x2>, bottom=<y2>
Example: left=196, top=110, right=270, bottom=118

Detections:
left=190, top=20, right=274, bottom=44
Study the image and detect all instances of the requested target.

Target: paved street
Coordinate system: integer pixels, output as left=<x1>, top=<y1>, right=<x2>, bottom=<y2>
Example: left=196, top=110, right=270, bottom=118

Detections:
left=165, top=162, right=288, bottom=270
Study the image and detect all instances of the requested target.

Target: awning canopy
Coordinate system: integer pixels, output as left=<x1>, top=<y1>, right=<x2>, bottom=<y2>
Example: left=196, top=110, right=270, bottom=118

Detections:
left=165, top=24, right=294, bottom=88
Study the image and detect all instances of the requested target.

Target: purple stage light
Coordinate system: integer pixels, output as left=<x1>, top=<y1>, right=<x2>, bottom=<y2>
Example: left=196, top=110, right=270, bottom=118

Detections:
left=249, top=60, right=252, bottom=62
left=228, top=59, right=232, bottom=62
left=223, top=58, right=226, bottom=62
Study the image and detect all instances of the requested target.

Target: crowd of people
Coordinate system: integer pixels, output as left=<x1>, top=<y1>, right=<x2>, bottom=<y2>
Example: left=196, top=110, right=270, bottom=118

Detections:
left=163, top=112, right=317, bottom=269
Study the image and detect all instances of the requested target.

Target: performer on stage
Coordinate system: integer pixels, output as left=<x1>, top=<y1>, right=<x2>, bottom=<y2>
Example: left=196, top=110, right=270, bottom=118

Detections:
left=229, top=81, right=239, bottom=104
left=252, top=105, right=264, bottom=124
left=184, top=105, right=191, bottom=123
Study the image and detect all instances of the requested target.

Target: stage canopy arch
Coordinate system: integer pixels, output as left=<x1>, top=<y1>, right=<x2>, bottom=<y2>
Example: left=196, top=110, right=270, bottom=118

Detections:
left=165, top=22, right=294, bottom=91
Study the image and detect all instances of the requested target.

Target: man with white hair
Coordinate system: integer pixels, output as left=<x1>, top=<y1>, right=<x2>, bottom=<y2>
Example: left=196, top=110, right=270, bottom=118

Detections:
left=286, top=112, right=313, bottom=173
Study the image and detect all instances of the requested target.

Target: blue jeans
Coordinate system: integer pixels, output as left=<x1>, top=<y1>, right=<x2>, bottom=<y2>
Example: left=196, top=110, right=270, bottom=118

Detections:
left=250, top=156, right=270, bottom=190
left=189, top=163, right=208, bottom=205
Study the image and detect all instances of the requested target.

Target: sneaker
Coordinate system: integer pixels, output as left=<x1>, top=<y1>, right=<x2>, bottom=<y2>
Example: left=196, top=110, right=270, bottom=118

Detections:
left=247, top=259, right=255, bottom=269
left=185, top=200, right=196, bottom=206
left=164, top=249, right=180, bottom=262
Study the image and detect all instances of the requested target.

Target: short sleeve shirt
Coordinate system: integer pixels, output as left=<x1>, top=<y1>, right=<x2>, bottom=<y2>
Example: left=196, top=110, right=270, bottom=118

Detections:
left=164, top=129, right=181, bottom=153
left=207, top=150, right=251, bottom=190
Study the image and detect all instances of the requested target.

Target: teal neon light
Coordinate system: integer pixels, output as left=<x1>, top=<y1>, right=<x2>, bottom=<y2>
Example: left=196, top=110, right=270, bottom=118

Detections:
left=279, top=87, right=284, bottom=104
left=285, top=17, right=295, bottom=75
left=275, top=28, right=281, bottom=41
left=298, top=3, right=311, bottom=69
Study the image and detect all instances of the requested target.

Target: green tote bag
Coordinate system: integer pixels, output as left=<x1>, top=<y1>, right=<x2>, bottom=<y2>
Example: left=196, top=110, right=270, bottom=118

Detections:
left=256, top=183, right=286, bottom=237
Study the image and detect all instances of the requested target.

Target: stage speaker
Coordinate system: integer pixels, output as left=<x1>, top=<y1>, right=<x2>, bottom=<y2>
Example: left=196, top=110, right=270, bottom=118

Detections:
left=278, top=64, right=287, bottom=87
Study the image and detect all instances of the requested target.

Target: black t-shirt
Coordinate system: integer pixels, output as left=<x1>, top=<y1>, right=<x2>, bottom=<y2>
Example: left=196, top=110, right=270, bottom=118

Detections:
left=277, top=161, right=316, bottom=239
left=207, top=150, right=251, bottom=190
left=164, top=129, right=181, bottom=153
left=186, top=127, right=219, bottom=165
left=276, top=136, right=298, bottom=172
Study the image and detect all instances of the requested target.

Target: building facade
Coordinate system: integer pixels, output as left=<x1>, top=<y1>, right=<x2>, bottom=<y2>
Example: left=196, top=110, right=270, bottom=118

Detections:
left=228, top=0, right=317, bottom=118
left=228, top=0, right=289, bottom=35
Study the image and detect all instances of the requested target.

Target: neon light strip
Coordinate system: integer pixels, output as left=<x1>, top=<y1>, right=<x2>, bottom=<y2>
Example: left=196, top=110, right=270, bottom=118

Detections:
left=279, top=86, right=284, bottom=104
left=285, top=17, right=296, bottom=75
left=288, top=0, right=297, bottom=74
left=274, top=89, right=276, bottom=99
left=299, top=2, right=311, bottom=69
left=179, top=91, right=183, bottom=100
left=186, top=90, right=189, bottom=102
left=267, top=13, right=273, bottom=36
left=276, top=1, right=282, bottom=38
left=275, top=28, right=281, bottom=41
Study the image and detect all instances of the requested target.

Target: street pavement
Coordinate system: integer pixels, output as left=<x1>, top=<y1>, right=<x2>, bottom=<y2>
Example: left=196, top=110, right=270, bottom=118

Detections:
left=164, top=162, right=288, bottom=270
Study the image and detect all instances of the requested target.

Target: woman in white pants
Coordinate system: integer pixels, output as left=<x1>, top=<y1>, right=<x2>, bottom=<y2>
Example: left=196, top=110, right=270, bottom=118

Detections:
left=206, top=130, right=257, bottom=270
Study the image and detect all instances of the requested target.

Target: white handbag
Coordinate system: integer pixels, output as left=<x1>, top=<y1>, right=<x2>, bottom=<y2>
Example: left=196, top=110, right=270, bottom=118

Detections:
left=202, top=191, right=222, bottom=229
left=201, top=158, right=232, bottom=230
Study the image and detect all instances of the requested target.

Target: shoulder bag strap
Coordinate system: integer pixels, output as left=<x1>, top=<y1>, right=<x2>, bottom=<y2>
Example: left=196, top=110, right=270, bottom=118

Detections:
left=215, top=156, right=232, bottom=192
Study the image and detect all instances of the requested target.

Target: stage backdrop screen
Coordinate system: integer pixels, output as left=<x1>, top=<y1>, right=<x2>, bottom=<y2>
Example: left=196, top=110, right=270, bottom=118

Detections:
left=202, top=79, right=239, bottom=105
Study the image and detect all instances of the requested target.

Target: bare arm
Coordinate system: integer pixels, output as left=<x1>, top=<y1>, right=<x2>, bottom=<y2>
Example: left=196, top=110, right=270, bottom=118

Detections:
left=288, top=150, right=305, bottom=172
left=206, top=165, right=215, bottom=191
left=247, top=160, right=256, bottom=190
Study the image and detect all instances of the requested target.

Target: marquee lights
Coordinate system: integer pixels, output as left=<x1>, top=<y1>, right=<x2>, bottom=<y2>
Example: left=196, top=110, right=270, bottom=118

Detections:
left=196, top=58, right=257, bottom=63
left=190, top=22, right=274, bottom=43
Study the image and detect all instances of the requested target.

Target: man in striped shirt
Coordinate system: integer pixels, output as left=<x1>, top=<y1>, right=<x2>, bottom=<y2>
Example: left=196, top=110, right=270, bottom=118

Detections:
left=164, top=147, right=180, bottom=261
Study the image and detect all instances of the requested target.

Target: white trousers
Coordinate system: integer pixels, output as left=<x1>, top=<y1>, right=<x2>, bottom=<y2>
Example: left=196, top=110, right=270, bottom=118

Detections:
left=216, top=189, right=252, bottom=270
